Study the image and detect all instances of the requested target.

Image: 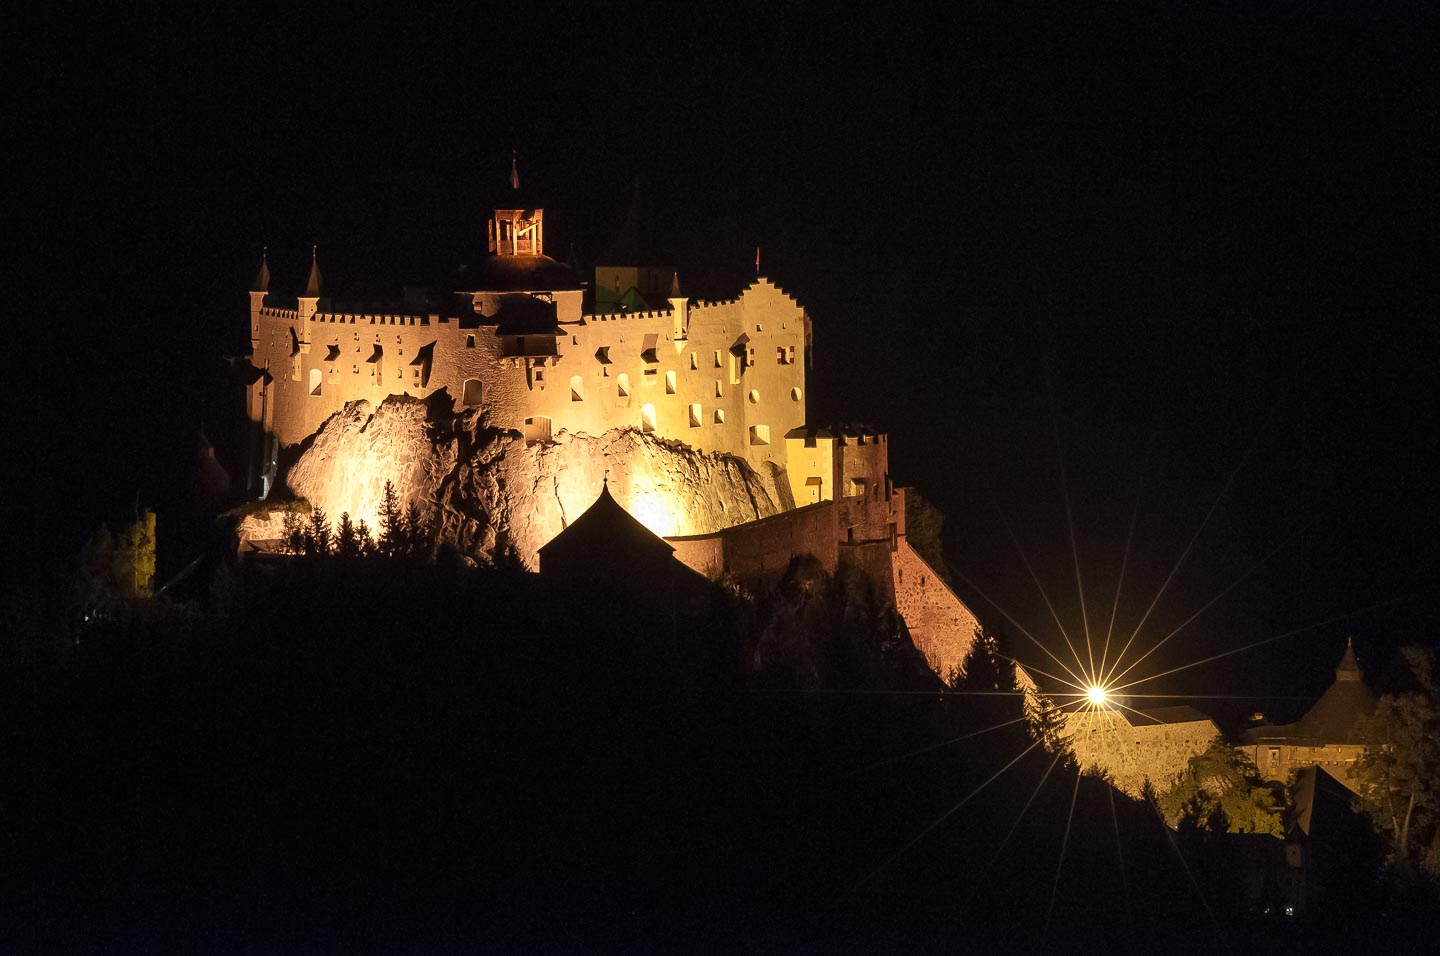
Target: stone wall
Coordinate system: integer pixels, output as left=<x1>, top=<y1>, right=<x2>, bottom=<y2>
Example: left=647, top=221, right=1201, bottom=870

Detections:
left=1065, top=710, right=1220, bottom=797
left=668, top=501, right=839, bottom=583
left=248, top=278, right=808, bottom=479
left=1243, top=742, right=1367, bottom=793
left=891, top=539, right=981, bottom=680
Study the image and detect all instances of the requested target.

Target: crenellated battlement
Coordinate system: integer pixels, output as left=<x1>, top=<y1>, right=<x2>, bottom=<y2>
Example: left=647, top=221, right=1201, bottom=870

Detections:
left=581, top=308, right=675, bottom=323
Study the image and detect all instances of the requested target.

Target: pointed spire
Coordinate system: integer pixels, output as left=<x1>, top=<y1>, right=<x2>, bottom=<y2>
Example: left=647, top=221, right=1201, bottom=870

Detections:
left=304, top=244, right=322, bottom=297
left=670, top=271, right=682, bottom=298
left=1336, top=637, right=1360, bottom=680
left=251, top=246, right=271, bottom=293
left=509, top=150, right=520, bottom=190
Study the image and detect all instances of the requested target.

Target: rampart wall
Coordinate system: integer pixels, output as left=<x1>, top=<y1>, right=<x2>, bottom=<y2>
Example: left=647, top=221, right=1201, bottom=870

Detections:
left=668, top=500, right=839, bottom=582
left=891, top=539, right=981, bottom=680
left=1066, top=710, right=1220, bottom=797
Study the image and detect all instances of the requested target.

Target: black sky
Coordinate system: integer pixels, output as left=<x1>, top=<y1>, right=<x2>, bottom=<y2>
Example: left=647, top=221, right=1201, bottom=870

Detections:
left=22, top=2, right=1437, bottom=710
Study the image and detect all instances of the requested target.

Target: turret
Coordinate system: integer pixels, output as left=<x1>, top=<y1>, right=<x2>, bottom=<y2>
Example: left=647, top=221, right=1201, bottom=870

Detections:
left=668, top=271, right=689, bottom=340
left=297, top=245, right=322, bottom=321
left=248, top=247, right=270, bottom=347
left=1335, top=637, right=1362, bottom=682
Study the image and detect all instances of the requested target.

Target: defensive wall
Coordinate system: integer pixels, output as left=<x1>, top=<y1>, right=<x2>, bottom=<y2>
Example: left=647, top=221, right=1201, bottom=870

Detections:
left=1065, top=706, right=1220, bottom=797
left=891, top=539, right=982, bottom=680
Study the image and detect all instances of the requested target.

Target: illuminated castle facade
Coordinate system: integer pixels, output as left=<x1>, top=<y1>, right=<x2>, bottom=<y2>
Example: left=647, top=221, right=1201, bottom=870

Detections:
left=239, top=172, right=984, bottom=679
left=245, top=188, right=817, bottom=504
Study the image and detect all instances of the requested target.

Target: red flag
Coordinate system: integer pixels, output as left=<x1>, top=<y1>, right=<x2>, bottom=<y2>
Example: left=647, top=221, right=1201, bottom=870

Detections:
left=755, top=246, right=761, bottom=276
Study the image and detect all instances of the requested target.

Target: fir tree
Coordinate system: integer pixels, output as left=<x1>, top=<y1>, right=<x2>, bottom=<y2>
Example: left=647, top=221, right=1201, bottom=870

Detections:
left=281, top=509, right=305, bottom=555
left=306, top=506, right=332, bottom=556
left=336, top=512, right=359, bottom=558
left=356, top=519, right=377, bottom=557
left=403, top=501, right=428, bottom=559
left=378, top=481, right=404, bottom=556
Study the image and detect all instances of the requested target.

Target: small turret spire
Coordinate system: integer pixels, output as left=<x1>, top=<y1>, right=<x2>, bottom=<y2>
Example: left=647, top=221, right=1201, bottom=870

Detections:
left=670, top=271, right=682, bottom=298
left=1336, top=637, right=1361, bottom=681
left=304, top=244, right=322, bottom=297
left=251, top=245, right=270, bottom=293
left=509, top=150, right=520, bottom=190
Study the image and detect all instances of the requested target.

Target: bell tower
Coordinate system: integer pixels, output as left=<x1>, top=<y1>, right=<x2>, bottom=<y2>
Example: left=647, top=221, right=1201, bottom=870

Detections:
left=488, top=151, right=544, bottom=257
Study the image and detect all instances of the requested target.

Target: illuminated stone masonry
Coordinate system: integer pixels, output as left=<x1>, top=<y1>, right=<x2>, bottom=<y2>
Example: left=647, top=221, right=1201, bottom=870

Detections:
left=239, top=176, right=984, bottom=683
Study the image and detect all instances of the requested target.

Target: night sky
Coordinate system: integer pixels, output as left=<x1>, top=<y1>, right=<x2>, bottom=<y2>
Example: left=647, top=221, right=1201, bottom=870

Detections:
left=23, top=3, right=1437, bottom=716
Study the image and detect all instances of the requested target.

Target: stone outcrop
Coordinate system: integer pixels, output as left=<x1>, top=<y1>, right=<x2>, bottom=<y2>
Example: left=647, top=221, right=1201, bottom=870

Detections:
left=240, top=395, right=786, bottom=568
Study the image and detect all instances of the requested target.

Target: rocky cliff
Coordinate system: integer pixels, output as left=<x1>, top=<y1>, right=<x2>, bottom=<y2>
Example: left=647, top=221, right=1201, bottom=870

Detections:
left=239, top=395, right=789, bottom=568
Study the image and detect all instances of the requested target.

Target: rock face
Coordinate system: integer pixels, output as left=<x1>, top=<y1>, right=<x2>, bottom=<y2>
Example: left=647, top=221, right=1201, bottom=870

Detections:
left=253, top=396, right=787, bottom=567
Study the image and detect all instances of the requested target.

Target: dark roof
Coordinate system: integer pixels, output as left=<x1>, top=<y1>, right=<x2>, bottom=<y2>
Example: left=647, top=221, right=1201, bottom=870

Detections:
left=1125, top=704, right=1215, bottom=727
left=466, top=254, right=583, bottom=293
left=251, top=252, right=271, bottom=293
left=1243, top=639, right=1377, bottom=746
left=1288, top=765, right=1358, bottom=838
left=304, top=249, right=322, bottom=296
left=538, top=484, right=676, bottom=569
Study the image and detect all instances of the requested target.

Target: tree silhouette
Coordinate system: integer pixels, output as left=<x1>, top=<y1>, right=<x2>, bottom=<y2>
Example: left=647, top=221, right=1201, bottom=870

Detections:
left=378, top=481, right=404, bottom=556
left=336, top=512, right=359, bottom=558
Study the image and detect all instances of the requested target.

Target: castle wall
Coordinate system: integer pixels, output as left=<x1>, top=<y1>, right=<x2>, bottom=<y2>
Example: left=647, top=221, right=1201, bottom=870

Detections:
left=1065, top=710, right=1220, bottom=797
left=891, top=539, right=981, bottom=680
left=1243, top=743, right=1366, bottom=793
left=249, top=279, right=808, bottom=483
left=668, top=500, right=840, bottom=583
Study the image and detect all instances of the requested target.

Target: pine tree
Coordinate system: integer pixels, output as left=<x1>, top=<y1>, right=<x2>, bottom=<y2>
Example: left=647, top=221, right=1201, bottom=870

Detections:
left=378, top=481, right=404, bottom=556
left=281, top=509, right=304, bottom=555
left=403, top=501, right=427, bottom=559
left=336, top=512, right=359, bottom=558
left=356, top=520, right=377, bottom=557
left=306, top=506, right=332, bottom=556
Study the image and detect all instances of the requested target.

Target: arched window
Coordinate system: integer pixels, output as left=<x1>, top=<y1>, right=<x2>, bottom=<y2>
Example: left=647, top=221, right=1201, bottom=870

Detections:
left=570, top=375, right=584, bottom=402
left=688, top=403, right=702, bottom=427
left=309, top=368, right=322, bottom=396
left=665, top=370, right=677, bottom=394
left=617, top=372, right=630, bottom=398
left=462, top=378, right=483, bottom=405
left=641, top=403, right=656, bottom=433
left=749, top=424, right=770, bottom=445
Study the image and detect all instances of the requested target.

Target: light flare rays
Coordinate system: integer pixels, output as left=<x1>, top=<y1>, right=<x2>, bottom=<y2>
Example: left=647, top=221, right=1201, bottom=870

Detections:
left=992, top=503, right=1093, bottom=688
left=1050, top=384, right=1096, bottom=684
left=951, top=563, right=1091, bottom=690
left=1103, top=514, right=1317, bottom=688
left=848, top=733, right=1049, bottom=894
left=1098, top=463, right=1146, bottom=682
left=1040, top=765, right=1085, bottom=950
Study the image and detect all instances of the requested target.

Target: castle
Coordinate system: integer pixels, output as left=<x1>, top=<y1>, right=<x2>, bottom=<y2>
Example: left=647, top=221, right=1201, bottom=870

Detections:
left=239, top=167, right=984, bottom=680
left=238, top=167, right=1382, bottom=801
